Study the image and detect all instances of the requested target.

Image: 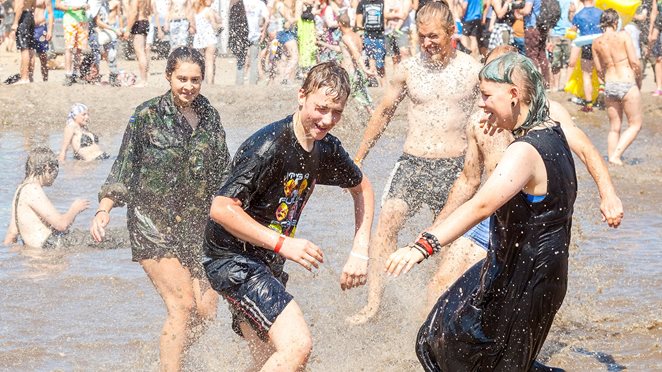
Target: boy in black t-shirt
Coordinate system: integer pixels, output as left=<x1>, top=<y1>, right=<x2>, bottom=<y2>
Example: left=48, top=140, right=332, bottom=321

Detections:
left=203, top=62, right=375, bottom=371
left=356, top=0, right=386, bottom=85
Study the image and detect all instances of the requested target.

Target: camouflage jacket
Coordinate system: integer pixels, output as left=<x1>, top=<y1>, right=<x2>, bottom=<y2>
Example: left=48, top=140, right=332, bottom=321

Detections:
left=100, top=91, right=231, bottom=240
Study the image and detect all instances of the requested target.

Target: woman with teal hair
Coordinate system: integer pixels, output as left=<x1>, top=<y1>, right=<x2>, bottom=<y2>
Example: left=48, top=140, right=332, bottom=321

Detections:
left=385, top=52, right=577, bottom=371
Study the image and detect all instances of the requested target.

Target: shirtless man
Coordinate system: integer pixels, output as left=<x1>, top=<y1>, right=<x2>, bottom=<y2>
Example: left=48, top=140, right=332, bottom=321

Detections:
left=4, top=147, right=89, bottom=249
left=426, top=46, right=625, bottom=305
left=165, top=0, right=195, bottom=51
left=30, top=0, right=53, bottom=81
left=9, top=0, right=36, bottom=84
left=592, top=9, right=642, bottom=165
left=350, top=0, right=483, bottom=324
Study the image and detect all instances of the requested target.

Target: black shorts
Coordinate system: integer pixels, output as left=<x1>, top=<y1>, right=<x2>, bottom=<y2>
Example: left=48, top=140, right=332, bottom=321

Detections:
left=462, top=19, right=482, bottom=38
left=383, top=153, right=464, bottom=216
left=581, top=45, right=593, bottom=60
left=205, top=252, right=292, bottom=341
left=16, top=11, right=36, bottom=50
left=130, top=20, right=149, bottom=36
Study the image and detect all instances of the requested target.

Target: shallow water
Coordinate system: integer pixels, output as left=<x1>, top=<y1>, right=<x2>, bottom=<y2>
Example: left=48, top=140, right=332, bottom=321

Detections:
left=0, top=86, right=660, bottom=371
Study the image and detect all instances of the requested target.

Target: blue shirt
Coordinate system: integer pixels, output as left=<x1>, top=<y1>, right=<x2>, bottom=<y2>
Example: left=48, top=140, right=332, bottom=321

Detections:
left=463, top=0, right=483, bottom=22
left=572, top=6, right=603, bottom=36
left=524, top=0, right=541, bottom=28
left=552, top=0, right=573, bottom=37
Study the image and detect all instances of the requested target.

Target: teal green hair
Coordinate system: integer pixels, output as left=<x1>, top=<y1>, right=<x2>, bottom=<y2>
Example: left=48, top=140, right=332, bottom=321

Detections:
left=479, top=53, right=550, bottom=136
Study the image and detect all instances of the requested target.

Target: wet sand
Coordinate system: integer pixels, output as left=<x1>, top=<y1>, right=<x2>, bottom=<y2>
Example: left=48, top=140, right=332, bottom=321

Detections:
left=0, top=52, right=660, bottom=371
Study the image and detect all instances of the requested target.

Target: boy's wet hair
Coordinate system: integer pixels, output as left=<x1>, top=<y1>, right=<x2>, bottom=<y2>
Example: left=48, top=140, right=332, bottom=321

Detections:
left=166, top=47, right=206, bottom=79
left=600, top=9, right=620, bottom=30
left=300, top=62, right=351, bottom=102
left=416, top=0, right=454, bottom=33
left=25, top=147, right=58, bottom=178
left=479, top=52, right=550, bottom=136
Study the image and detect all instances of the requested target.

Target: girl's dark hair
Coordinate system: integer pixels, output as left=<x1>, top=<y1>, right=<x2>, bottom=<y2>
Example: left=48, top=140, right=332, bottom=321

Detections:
left=166, top=47, right=206, bottom=79
left=600, top=9, right=620, bottom=30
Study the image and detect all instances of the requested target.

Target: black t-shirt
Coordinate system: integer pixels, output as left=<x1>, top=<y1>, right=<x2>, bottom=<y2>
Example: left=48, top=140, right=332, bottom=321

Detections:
left=204, top=115, right=363, bottom=270
left=357, top=0, right=385, bottom=38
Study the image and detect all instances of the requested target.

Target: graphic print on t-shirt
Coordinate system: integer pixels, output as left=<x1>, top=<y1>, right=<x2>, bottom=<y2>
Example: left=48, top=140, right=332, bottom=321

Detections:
left=363, top=3, right=384, bottom=32
left=268, top=172, right=315, bottom=237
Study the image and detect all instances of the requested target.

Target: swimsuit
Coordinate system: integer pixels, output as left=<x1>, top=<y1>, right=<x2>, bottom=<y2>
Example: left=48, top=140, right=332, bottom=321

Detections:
left=383, top=153, right=464, bottom=217
left=130, top=19, right=149, bottom=35
left=604, top=81, right=635, bottom=100
left=16, top=10, right=36, bottom=50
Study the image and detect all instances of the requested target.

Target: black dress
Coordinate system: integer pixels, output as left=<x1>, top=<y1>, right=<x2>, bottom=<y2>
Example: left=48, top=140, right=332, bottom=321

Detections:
left=416, top=125, right=577, bottom=371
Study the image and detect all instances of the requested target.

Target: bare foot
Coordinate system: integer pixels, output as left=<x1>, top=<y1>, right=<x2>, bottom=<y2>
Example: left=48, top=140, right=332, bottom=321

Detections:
left=14, top=79, right=30, bottom=85
left=608, top=157, right=623, bottom=166
left=346, top=304, right=380, bottom=325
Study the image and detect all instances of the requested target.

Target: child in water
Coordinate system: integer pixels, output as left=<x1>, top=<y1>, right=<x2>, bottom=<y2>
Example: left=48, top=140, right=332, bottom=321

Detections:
left=4, top=147, right=90, bottom=248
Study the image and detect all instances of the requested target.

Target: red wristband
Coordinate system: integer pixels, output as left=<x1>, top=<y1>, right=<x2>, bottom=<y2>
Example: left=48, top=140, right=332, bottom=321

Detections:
left=274, top=234, right=286, bottom=254
left=416, top=238, right=434, bottom=256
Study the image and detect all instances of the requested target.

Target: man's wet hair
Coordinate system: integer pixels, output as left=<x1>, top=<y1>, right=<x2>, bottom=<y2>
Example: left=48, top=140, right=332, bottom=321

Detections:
left=25, top=146, right=58, bottom=178
left=600, top=9, right=620, bottom=30
left=166, top=47, right=206, bottom=79
left=300, top=62, right=351, bottom=102
left=416, top=0, right=454, bottom=33
left=479, top=53, right=550, bottom=136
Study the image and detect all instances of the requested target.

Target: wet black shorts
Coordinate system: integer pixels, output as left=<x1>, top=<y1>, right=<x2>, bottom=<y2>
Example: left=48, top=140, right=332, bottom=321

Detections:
left=383, top=153, right=464, bottom=217
left=462, top=19, right=482, bottom=37
left=130, top=20, right=149, bottom=36
left=16, top=11, right=36, bottom=50
left=204, top=253, right=292, bottom=341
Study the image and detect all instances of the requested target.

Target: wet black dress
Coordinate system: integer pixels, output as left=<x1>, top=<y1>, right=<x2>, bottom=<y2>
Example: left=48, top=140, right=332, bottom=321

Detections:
left=416, top=125, right=577, bottom=371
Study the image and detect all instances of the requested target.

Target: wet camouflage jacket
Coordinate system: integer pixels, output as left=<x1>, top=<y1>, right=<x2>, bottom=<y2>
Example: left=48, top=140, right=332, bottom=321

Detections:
left=100, top=91, right=230, bottom=242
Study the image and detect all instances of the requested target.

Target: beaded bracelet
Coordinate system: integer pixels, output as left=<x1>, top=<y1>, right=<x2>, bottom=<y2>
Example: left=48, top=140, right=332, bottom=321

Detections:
left=421, top=232, right=443, bottom=254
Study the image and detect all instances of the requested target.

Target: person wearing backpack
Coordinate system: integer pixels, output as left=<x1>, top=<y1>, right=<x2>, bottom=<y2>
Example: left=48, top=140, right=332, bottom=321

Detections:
left=521, top=0, right=560, bottom=87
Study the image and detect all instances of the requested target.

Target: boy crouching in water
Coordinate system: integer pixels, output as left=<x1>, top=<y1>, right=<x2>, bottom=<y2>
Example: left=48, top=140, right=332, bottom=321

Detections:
left=203, top=62, right=375, bottom=370
left=4, top=147, right=89, bottom=248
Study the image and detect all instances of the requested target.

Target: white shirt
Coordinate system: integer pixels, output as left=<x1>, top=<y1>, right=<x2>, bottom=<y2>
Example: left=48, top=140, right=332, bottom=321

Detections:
left=244, top=0, right=268, bottom=42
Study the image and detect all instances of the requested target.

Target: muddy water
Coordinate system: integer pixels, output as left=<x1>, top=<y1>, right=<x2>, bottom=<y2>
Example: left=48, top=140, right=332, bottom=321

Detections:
left=0, top=83, right=660, bottom=371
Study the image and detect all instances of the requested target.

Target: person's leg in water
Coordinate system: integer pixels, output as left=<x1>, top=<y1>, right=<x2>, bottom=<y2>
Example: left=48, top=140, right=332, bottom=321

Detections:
left=347, top=198, right=409, bottom=324
left=133, top=33, right=149, bottom=87
left=607, top=88, right=642, bottom=165
left=655, top=56, right=662, bottom=94
left=186, top=276, right=218, bottom=346
left=240, top=301, right=312, bottom=371
left=425, top=236, right=486, bottom=312
left=141, top=257, right=214, bottom=372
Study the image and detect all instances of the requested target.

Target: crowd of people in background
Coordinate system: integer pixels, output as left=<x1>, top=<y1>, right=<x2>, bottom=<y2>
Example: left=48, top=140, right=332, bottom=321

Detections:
left=0, top=0, right=659, bottom=95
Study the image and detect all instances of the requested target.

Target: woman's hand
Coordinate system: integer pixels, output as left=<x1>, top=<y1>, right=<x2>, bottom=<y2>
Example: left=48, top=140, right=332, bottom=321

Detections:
left=384, top=246, right=425, bottom=276
left=90, top=210, right=110, bottom=242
